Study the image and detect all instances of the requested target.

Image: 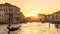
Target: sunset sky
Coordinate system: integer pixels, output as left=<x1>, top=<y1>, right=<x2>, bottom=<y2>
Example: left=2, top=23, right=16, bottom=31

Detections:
left=0, top=0, right=60, bottom=17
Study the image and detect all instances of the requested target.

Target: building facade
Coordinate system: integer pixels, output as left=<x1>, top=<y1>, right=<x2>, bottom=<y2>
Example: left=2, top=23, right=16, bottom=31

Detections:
left=0, top=3, right=24, bottom=24
left=45, top=14, right=53, bottom=22
left=37, top=14, right=46, bottom=22
left=45, top=10, right=60, bottom=23
left=52, top=10, right=60, bottom=22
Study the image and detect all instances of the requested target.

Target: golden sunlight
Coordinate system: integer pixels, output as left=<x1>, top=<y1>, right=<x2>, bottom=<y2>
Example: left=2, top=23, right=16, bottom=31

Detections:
left=25, top=10, right=38, bottom=17
left=25, top=14, right=36, bottom=17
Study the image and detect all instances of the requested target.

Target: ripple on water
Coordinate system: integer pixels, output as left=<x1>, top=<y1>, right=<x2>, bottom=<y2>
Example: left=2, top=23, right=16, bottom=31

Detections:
left=0, top=22, right=60, bottom=34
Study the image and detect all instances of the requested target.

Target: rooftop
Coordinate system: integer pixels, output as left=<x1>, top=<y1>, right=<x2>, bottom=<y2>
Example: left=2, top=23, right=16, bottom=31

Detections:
left=0, top=3, right=19, bottom=8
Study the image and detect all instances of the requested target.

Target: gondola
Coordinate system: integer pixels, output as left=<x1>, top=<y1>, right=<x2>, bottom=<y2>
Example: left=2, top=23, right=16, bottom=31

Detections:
left=7, top=24, right=21, bottom=31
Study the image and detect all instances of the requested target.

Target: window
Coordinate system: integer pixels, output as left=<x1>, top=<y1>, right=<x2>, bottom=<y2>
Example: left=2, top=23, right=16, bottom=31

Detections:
left=0, top=9, right=3, bottom=11
left=9, top=8, right=13, bottom=11
left=9, top=14, right=13, bottom=17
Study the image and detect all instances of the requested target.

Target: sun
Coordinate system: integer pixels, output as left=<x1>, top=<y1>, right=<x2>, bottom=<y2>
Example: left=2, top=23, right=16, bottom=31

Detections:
left=25, top=14, right=36, bottom=17
left=27, top=14, right=33, bottom=16
left=25, top=10, right=38, bottom=17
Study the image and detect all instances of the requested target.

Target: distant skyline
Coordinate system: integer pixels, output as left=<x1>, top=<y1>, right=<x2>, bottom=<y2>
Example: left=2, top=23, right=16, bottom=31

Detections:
left=0, top=0, right=60, bottom=17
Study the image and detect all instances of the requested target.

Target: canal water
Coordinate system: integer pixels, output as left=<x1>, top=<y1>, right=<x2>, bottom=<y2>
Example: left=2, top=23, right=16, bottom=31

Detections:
left=0, top=22, right=60, bottom=34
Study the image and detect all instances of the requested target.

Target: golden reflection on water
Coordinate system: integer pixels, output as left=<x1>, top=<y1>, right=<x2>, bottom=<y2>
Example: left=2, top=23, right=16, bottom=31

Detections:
left=20, top=22, right=59, bottom=34
left=0, top=22, right=60, bottom=34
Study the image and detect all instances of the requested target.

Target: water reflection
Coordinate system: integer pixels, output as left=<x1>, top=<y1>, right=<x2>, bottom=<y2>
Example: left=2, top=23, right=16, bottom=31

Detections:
left=0, top=22, right=60, bottom=34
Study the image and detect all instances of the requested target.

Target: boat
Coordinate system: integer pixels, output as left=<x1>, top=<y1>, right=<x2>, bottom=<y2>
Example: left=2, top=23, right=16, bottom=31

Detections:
left=7, top=24, right=21, bottom=31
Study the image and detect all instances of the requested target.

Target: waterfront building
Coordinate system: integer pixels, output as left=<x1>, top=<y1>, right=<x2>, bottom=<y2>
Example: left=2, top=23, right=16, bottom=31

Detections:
left=0, top=3, right=24, bottom=24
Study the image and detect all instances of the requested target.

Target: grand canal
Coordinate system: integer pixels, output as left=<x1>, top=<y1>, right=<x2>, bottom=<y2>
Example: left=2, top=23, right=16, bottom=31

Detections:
left=0, top=22, right=60, bottom=34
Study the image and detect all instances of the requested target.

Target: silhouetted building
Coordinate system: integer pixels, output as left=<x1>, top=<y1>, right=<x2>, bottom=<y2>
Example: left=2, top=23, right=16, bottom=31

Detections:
left=45, top=14, right=53, bottom=22
left=45, top=10, right=60, bottom=23
left=0, top=3, right=24, bottom=24
left=52, top=10, right=60, bottom=22
left=37, top=14, right=46, bottom=22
